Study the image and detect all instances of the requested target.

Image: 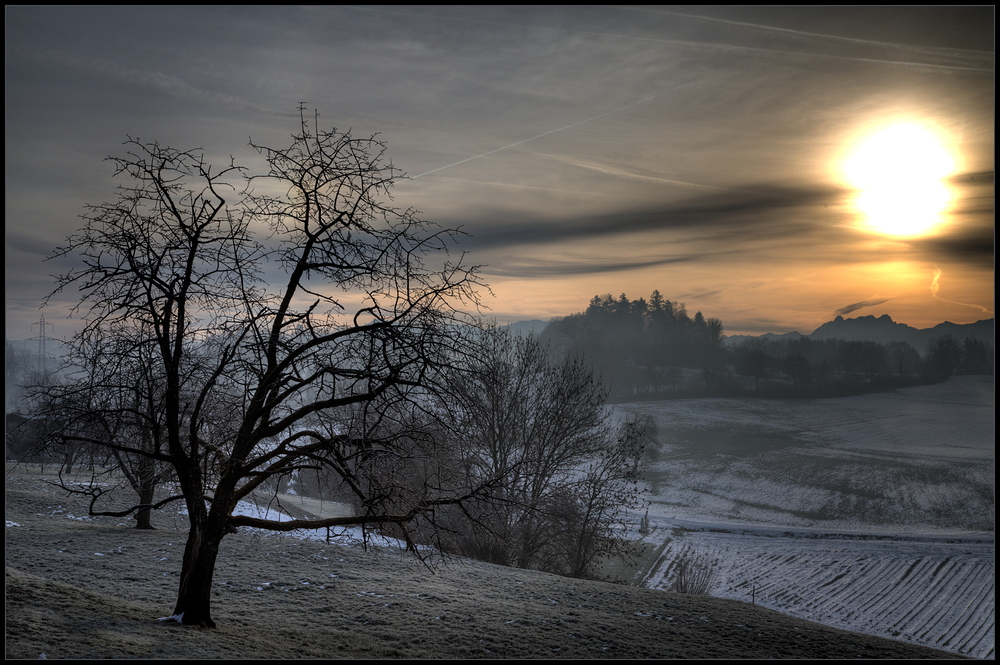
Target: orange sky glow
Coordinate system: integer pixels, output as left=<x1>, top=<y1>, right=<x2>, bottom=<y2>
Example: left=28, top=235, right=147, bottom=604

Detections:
left=6, top=7, right=994, bottom=341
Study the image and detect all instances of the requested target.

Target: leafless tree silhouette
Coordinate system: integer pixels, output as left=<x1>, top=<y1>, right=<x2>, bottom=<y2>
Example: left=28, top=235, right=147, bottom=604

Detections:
left=433, top=327, right=648, bottom=578
left=41, top=105, right=487, bottom=627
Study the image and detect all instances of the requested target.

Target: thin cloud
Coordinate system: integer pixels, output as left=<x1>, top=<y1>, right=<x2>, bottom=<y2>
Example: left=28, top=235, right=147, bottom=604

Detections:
left=912, top=228, right=995, bottom=267
left=483, top=255, right=696, bottom=278
left=418, top=175, right=617, bottom=198
left=531, top=152, right=731, bottom=193
left=412, top=78, right=710, bottom=179
left=677, top=289, right=724, bottom=301
left=452, top=172, right=993, bottom=277
left=835, top=298, right=892, bottom=316
left=9, top=46, right=290, bottom=117
left=910, top=176, right=995, bottom=266
left=455, top=182, right=848, bottom=254
left=650, top=7, right=995, bottom=58
left=623, top=6, right=994, bottom=72
left=358, top=6, right=994, bottom=74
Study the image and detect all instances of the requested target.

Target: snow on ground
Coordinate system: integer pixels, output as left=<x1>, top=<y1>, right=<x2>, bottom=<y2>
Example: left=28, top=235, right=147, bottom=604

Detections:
left=228, top=493, right=426, bottom=552
left=640, top=525, right=994, bottom=658
left=618, top=375, right=995, bottom=659
left=193, top=376, right=992, bottom=657
left=621, top=375, right=994, bottom=534
left=137, top=376, right=991, bottom=657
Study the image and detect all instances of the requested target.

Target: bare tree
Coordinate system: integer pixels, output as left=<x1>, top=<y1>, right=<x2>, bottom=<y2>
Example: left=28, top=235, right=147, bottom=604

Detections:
left=669, top=547, right=720, bottom=596
left=40, top=335, right=178, bottom=529
left=40, top=106, right=486, bottom=627
left=435, top=327, right=647, bottom=578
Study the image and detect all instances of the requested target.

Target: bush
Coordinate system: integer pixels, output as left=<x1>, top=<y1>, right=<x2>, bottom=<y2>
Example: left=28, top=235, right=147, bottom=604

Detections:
left=669, top=548, right=719, bottom=595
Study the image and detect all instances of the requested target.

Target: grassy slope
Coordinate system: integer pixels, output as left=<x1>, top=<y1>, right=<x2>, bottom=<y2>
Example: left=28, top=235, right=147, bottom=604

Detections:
left=4, top=467, right=961, bottom=660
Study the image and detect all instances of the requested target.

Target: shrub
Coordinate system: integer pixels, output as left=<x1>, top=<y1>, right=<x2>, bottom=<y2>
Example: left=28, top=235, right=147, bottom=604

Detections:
left=669, top=548, right=719, bottom=595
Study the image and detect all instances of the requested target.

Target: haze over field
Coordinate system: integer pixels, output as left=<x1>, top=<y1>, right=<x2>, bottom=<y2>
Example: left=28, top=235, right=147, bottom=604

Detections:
left=5, top=6, right=994, bottom=342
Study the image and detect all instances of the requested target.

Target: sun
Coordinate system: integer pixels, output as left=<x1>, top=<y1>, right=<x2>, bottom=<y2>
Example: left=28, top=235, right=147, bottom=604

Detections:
left=841, top=123, right=957, bottom=238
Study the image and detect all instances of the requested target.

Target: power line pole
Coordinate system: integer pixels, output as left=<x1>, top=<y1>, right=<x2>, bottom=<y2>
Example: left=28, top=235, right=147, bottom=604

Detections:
left=30, top=314, right=54, bottom=375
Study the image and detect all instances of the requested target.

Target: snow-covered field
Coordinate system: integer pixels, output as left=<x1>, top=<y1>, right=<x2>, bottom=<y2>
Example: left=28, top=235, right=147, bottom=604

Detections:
left=618, top=375, right=995, bottom=659
left=22, top=376, right=986, bottom=656
left=227, top=376, right=995, bottom=657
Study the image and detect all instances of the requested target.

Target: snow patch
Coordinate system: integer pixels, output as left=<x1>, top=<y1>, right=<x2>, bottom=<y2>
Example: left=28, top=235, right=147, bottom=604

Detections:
left=156, top=612, right=184, bottom=623
left=229, top=498, right=434, bottom=553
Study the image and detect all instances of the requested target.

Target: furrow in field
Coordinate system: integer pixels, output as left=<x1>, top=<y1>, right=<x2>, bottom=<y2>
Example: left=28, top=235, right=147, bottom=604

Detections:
left=939, top=570, right=994, bottom=651
left=878, top=559, right=939, bottom=626
left=624, top=377, right=994, bottom=658
left=844, top=558, right=899, bottom=610
left=915, top=558, right=970, bottom=632
left=914, top=559, right=979, bottom=640
left=657, top=529, right=994, bottom=659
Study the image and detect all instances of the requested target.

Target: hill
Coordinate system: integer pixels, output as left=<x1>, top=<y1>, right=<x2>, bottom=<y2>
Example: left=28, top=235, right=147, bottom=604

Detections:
left=810, top=314, right=994, bottom=354
left=724, top=315, right=994, bottom=354
left=4, top=465, right=961, bottom=659
left=499, top=319, right=549, bottom=336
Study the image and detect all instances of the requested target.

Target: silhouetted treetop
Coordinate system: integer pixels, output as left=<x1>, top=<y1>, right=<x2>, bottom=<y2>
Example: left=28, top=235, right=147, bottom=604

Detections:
left=542, top=291, right=724, bottom=397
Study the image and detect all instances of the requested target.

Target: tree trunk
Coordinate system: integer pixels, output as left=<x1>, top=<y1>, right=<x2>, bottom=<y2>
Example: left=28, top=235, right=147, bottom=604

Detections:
left=134, top=483, right=156, bottom=530
left=125, top=454, right=159, bottom=530
left=171, top=519, right=225, bottom=628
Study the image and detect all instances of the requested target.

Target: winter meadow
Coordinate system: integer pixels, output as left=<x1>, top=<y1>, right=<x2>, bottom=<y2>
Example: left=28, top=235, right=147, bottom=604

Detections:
left=5, top=6, right=995, bottom=660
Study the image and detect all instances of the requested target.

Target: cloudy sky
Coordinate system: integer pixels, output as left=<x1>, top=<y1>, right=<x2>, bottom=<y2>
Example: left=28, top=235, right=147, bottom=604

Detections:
left=5, top=6, right=994, bottom=344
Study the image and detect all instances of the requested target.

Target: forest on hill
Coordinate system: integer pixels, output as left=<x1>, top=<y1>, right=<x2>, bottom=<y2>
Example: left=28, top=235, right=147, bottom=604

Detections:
left=540, top=291, right=994, bottom=400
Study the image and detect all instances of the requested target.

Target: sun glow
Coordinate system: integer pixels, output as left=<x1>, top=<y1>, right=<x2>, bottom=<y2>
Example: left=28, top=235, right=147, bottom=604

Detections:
left=842, top=123, right=957, bottom=238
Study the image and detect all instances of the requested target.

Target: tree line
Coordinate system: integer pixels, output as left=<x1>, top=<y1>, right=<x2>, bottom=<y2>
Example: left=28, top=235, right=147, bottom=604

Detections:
left=541, top=292, right=993, bottom=399
left=730, top=334, right=992, bottom=397
left=540, top=291, right=725, bottom=398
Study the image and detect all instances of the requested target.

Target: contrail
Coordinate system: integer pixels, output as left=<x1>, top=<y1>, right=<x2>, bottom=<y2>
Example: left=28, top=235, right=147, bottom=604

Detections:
left=650, top=8, right=994, bottom=59
left=353, top=6, right=993, bottom=73
left=9, top=46, right=291, bottom=118
left=931, top=267, right=994, bottom=315
left=532, top=151, right=732, bottom=192
left=411, top=78, right=707, bottom=179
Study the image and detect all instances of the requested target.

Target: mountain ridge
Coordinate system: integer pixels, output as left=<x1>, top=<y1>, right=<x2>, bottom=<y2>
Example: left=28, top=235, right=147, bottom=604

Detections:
left=723, top=315, right=994, bottom=354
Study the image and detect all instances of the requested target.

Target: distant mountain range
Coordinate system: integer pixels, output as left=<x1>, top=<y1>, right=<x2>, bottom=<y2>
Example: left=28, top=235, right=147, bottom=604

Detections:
left=498, top=319, right=550, bottom=336
left=504, top=315, right=994, bottom=355
left=723, top=314, right=994, bottom=355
